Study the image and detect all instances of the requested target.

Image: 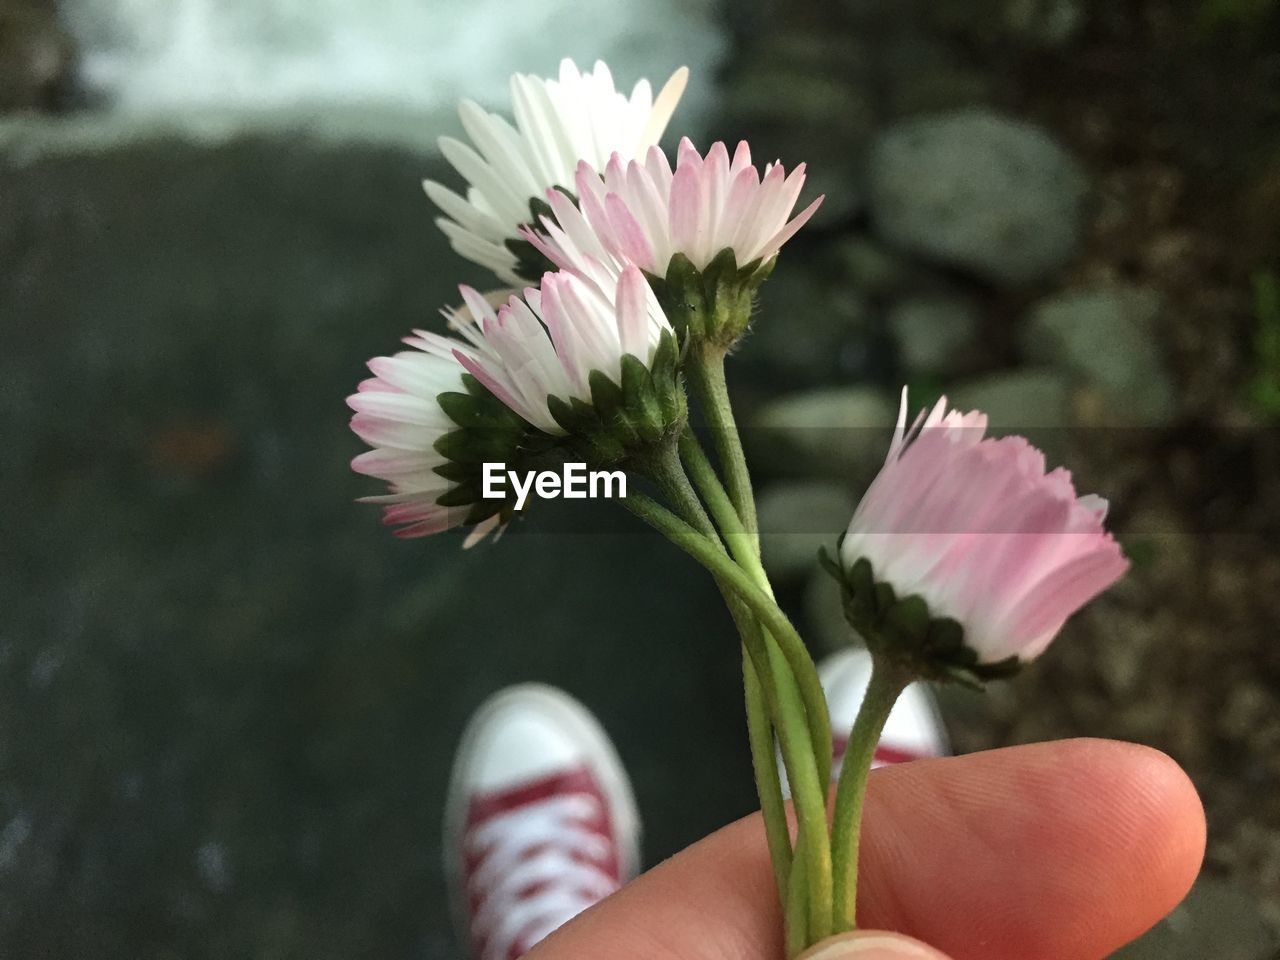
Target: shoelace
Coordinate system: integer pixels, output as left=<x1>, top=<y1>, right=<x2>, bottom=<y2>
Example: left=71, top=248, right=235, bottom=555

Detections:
left=467, top=792, right=617, bottom=960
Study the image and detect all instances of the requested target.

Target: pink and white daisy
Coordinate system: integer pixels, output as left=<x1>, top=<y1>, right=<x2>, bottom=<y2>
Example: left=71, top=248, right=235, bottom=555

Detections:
left=424, top=59, right=689, bottom=284
left=840, top=390, right=1129, bottom=665
left=530, top=137, right=823, bottom=277
left=347, top=339, right=502, bottom=546
left=447, top=262, right=676, bottom=436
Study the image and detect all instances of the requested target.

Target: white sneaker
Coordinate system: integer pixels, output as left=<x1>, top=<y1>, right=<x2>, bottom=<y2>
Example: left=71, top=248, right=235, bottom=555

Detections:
left=780, top=648, right=949, bottom=794
left=444, top=684, right=641, bottom=960
left=820, top=647, right=949, bottom=777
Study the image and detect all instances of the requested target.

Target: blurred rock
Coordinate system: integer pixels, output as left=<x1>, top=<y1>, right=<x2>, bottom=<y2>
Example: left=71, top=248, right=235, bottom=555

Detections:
left=888, top=294, right=982, bottom=375
left=1002, top=0, right=1085, bottom=46
left=924, top=0, right=1084, bottom=48
left=757, top=482, right=854, bottom=582
left=1022, top=285, right=1177, bottom=426
left=869, top=109, right=1089, bottom=285
left=751, top=387, right=897, bottom=482
left=0, top=2, right=77, bottom=112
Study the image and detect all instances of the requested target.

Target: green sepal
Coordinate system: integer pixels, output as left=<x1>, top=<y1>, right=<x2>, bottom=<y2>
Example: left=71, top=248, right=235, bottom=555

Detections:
left=588, top=369, right=625, bottom=422
left=544, top=330, right=688, bottom=466
left=824, top=551, right=1026, bottom=687
left=427, top=372, right=566, bottom=535
left=619, top=354, right=664, bottom=442
left=647, top=247, right=776, bottom=350
left=435, top=483, right=482, bottom=508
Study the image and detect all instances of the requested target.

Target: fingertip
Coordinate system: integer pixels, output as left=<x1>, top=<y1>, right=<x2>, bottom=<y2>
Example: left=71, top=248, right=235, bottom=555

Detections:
left=1109, top=740, right=1207, bottom=907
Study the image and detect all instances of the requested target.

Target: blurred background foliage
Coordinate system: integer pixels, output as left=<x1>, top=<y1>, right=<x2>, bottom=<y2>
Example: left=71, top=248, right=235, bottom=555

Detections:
left=2, top=0, right=1279, bottom=957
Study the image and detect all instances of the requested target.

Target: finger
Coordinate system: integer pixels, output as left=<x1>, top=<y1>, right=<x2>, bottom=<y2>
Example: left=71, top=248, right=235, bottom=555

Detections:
left=526, top=739, right=1205, bottom=960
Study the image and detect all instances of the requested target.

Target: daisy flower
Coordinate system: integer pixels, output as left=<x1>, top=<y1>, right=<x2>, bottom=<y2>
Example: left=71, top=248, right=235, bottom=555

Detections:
left=348, top=331, right=517, bottom=546
left=424, top=59, right=689, bottom=284
left=447, top=261, right=679, bottom=440
left=530, top=137, right=823, bottom=277
left=837, top=390, right=1129, bottom=673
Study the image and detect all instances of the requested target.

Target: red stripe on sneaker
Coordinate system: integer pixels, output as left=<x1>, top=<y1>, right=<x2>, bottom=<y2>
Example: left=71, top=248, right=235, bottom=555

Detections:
left=872, top=744, right=931, bottom=766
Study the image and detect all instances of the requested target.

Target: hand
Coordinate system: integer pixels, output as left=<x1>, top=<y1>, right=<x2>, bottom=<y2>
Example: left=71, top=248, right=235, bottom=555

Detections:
left=525, top=739, right=1205, bottom=960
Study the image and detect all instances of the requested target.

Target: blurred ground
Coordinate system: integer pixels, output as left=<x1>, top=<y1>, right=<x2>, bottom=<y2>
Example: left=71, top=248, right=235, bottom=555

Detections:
left=2, top=0, right=1279, bottom=957
left=0, top=144, right=757, bottom=958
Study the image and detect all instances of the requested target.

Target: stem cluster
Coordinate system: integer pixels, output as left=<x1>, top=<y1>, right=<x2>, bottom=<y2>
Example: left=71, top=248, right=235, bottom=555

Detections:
left=622, top=343, right=908, bottom=957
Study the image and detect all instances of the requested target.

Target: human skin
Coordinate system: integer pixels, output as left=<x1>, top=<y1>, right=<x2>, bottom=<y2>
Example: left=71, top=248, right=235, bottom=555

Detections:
left=526, top=739, right=1207, bottom=960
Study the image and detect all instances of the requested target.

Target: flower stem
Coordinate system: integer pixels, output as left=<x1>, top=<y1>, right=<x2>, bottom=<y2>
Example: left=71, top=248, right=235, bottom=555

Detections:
left=687, top=345, right=759, bottom=542
left=829, top=655, right=911, bottom=932
left=742, top=636, right=793, bottom=907
left=638, top=443, right=792, bottom=908
left=622, top=491, right=833, bottom=943
left=680, top=431, right=833, bottom=791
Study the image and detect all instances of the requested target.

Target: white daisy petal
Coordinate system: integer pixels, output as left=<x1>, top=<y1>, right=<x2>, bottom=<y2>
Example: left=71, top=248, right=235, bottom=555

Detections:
left=428, top=61, right=691, bottom=283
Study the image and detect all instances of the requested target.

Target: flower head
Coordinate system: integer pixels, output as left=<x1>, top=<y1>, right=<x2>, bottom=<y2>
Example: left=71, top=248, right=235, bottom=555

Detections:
left=448, top=261, right=685, bottom=459
left=834, top=390, right=1128, bottom=681
left=347, top=326, right=532, bottom=546
left=529, top=138, right=822, bottom=346
left=424, top=59, right=689, bottom=285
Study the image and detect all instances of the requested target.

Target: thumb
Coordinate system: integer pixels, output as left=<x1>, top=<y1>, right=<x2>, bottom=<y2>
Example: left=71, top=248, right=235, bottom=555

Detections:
left=798, top=932, right=955, bottom=960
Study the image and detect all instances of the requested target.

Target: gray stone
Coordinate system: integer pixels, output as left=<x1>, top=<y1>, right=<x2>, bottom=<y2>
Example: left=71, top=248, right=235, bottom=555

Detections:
left=930, top=0, right=1084, bottom=47
left=888, top=295, right=982, bottom=375
left=869, top=109, right=1089, bottom=285
left=757, top=482, right=855, bottom=582
left=751, top=387, right=898, bottom=482
left=1022, top=285, right=1178, bottom=425
left=1003, top=0, right=1085, bottom=47
left=1113, top=875, right=1277, bottom=960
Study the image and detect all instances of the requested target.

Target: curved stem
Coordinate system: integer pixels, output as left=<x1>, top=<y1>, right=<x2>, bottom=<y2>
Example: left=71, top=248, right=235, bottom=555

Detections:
left=640, top=444, right=793, bottom=909
left=623, top=491, right=832, bottom=942
left=829, top=655, right=910, bottom=932
left=680, top=431, right=833, bottom=791
left=741, top=627, right=792, bottom=906
left=687, top=346, right=759, bottom=540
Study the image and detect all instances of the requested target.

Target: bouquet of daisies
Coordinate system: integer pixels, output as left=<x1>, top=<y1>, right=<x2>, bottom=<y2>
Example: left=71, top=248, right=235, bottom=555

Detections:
left=347, top=60, right=1128, bottom=958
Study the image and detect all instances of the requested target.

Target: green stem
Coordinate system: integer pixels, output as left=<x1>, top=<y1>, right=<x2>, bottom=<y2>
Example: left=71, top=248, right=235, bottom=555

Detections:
left=639, top=443, right=792, bottom=908
left=623, top=491, right=832, bottom=942
left=741, top=629, right=793, bottom=907
left=829, top=655, right=911, bottom=932
left=687, top=346, right=759, bottom=540
left=680, top=431, right=833, bottom=792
